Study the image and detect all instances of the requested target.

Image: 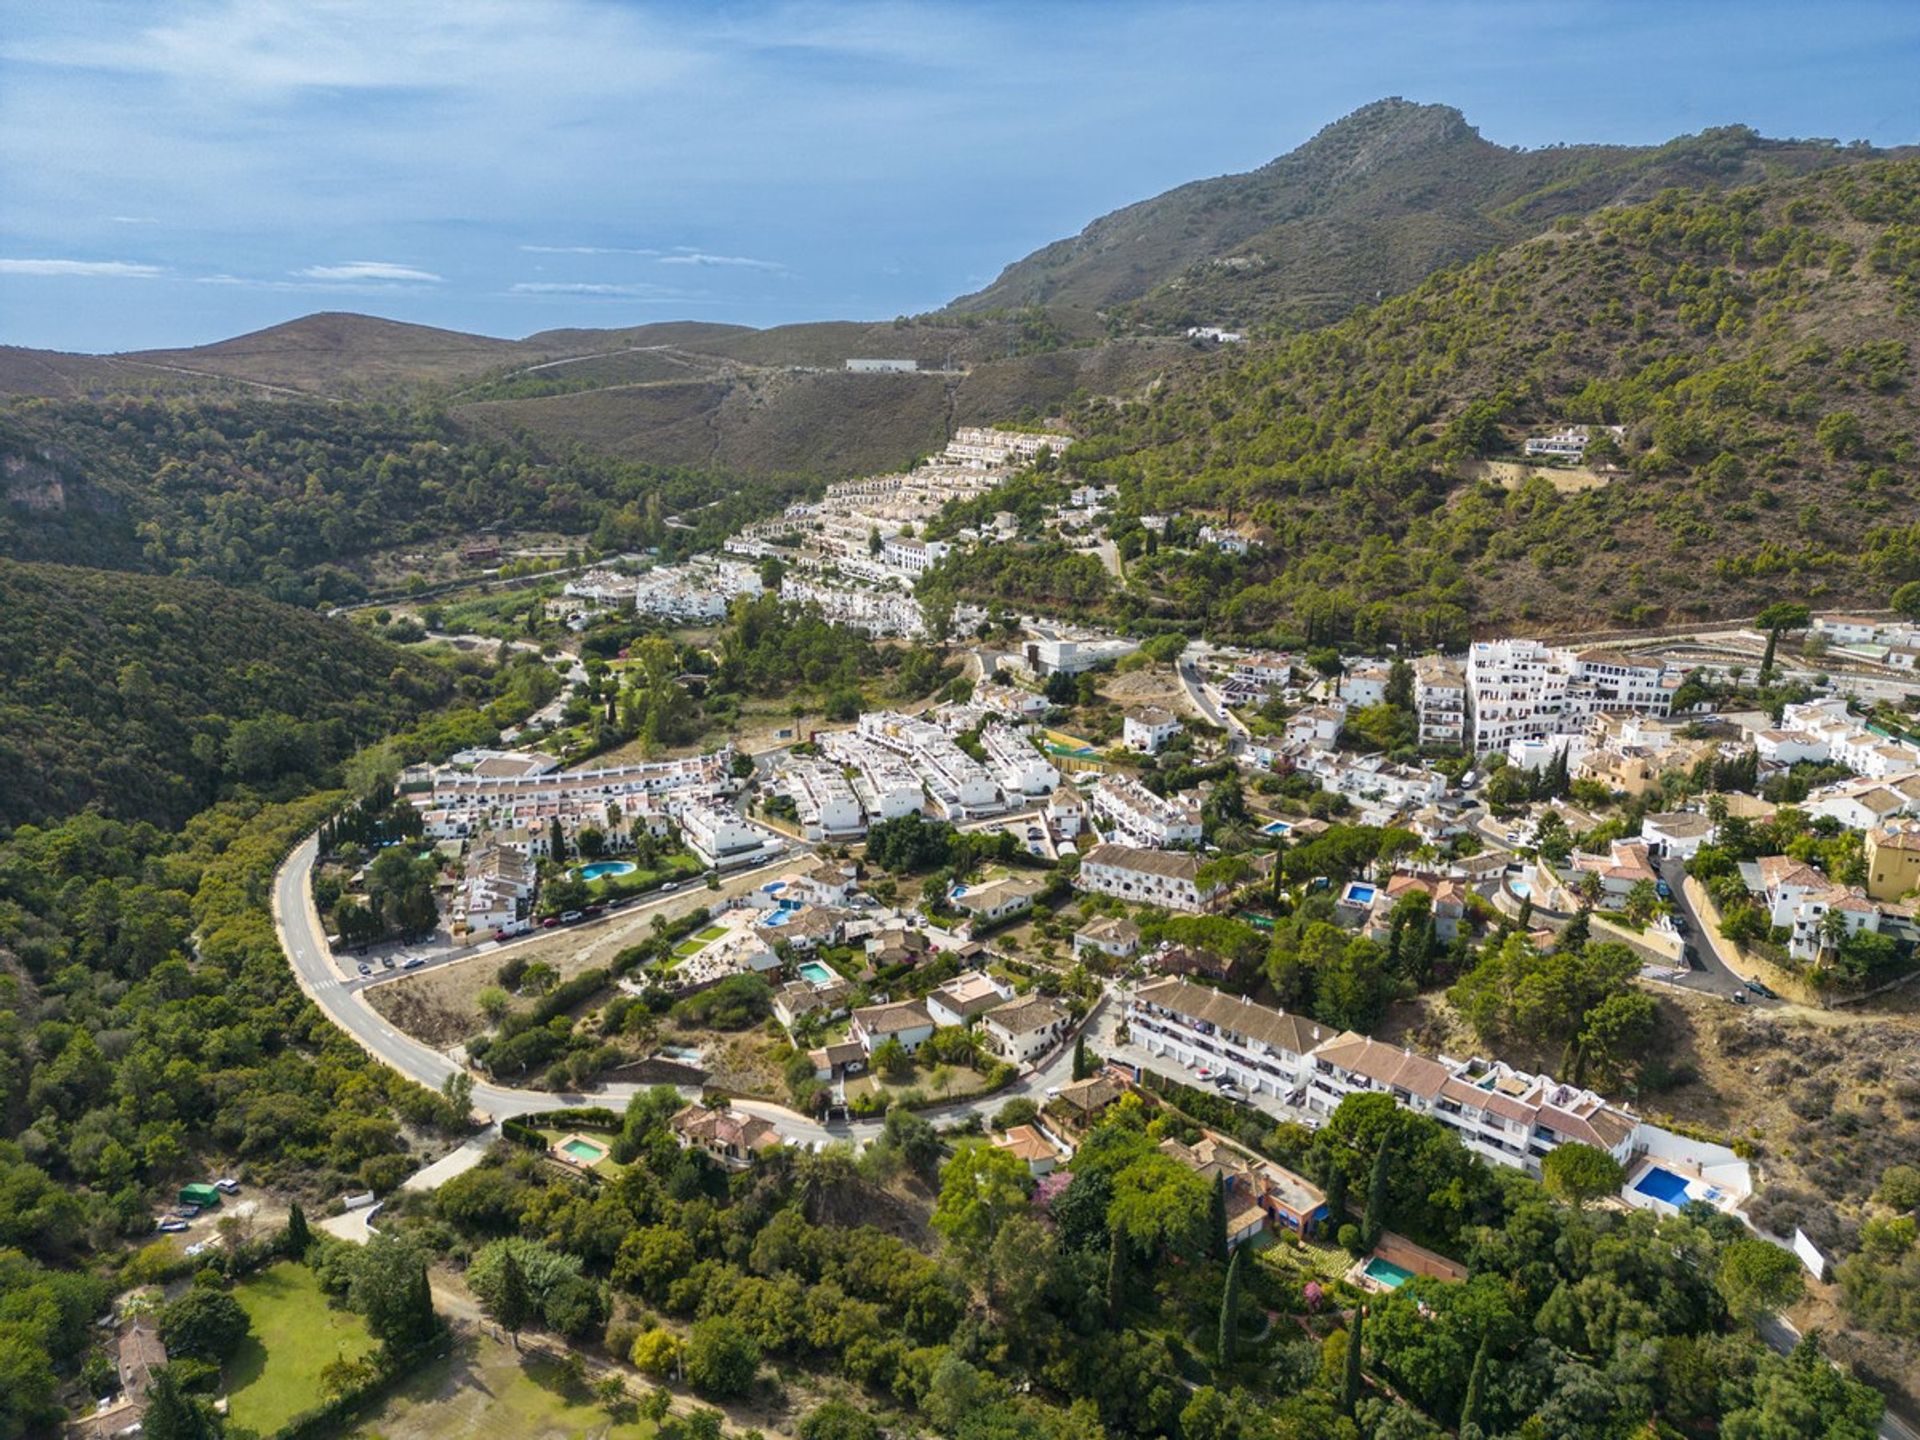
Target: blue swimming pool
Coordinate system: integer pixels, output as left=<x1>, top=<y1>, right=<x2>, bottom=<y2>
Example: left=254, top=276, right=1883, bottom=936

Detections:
left=577, top=861, right=636, bottom=881
left=1343, top=883, right=1376, bottom=904
left=951, top=884, right=969, bottom=898
left=1634, top=1166, right=1692, bottom=1207
left=1363, top=1257, right=1414, bottom=1290
left=798, top=961, right=836, bottom=985
left=1262, top=820, right=1292, bottom=835
left=761, top=909, right=794, bottom=927
left=1510, top=879, right=1531, bottom=899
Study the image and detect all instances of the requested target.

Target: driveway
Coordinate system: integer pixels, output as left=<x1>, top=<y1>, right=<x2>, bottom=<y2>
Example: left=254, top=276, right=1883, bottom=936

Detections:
left=1659, top=856, right=1768, bottom=1001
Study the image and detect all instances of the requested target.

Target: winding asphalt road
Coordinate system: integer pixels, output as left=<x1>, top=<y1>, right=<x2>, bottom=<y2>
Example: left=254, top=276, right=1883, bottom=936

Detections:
left=272, top=834, right=1090, bottom=1153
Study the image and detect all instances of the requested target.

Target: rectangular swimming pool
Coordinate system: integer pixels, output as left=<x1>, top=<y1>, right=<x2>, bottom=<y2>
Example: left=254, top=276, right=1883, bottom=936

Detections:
left=798, top=961, right=837, bottom=985
left=1363, top=1257, right=1414, bottom=1289
left=562, top=1138, right=608, bottom=1163
left=1634, top=1166, right=1692, bottom=1206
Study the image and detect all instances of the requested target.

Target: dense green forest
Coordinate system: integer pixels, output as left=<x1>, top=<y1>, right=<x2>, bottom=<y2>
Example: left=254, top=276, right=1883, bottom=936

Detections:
left=0, top=793, right=474, bottom=1435
left=0, top=396, right=817, bottom=604
left=1058, top=159, right=1920, bottom=643
left=0, top=561, right=457, bottom=828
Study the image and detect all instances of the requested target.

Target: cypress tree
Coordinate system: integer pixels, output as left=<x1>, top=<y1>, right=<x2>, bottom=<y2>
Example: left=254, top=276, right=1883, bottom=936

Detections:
left=1209, top=1174, right=1230, bottom=1262
left=1459, top=1332, right=1490, bottom=1438
left=284, top=1200, right=312, bottom=1257
left=1217, top=1245, right=1244, bottom=1365
left=402, top=1255, right=437, bottom=1347
left=1362, top=1141, right=1392, bottom=1249
left=1341, top=1304, right=1365, bottom=1416
left=494, top=1246, right=532, bottom=1349
left=1106, top=1230, right=1127, bottom=1323
left=1325, top=1165, right=1349, bottom=1229
left=1073, top=1035, right=1090, bottom=1082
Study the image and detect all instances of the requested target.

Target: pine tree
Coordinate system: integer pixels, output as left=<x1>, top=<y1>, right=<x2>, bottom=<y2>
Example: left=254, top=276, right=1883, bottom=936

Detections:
left=492, top=1245, right=533, bottom=1349
left=1341, top=1304, right=1365, bottom=1416
left=1362, top=1140, right=1392, bottom=1249
left=1210, top=1174, right=1230, bottom=1262
left=1106, top=1230, right=1127, bottom=1323
left=1216, top=1245, right=1244, bottom=1365
left=1459, top=1332, right=1490, bottom=1438
left=284, top=1201, right=312, bottom=1257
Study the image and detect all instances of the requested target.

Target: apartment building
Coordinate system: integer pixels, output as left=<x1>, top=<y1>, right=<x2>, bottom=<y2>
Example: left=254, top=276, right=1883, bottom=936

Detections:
left=676, top=800, right=773, bottom=869
left=1077, top=842, right=1223, bottom=913
left=1305, top=1033, right=1640, bottom=1178
left=857, top=711, right=1002, bottom=819
left=881, top=535, right=952, bottom=575
left=980, top=724, right=1060, bottom=796
left=1804, top=772, right=1920, bottom=830
left=1089, top=774, right=1203, bottom=848
left=1466, top=640, right=1676, bottom=752
left=1413, top=655, right=1467, bottom=748
left=1128, top=978, right=1333, bottom=1101
left=776, top=757, right=866, bottom=841
left=943, top=426, right=1069, bottom=468
left=1220, top=652, right=1296, bottom=706
left=1778, top=697, right=1920, bottom=780
left=1019, top=636, right=1141, bottom=676
left=818, top=732, right=926, bottom=822
left=1296, top=751, right=1446, bottom=813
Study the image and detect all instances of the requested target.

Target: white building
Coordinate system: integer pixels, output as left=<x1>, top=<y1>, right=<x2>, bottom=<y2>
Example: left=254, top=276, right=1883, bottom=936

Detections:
left=677, top=801, right=774, bottom=869
left=819, top=732, right=926, bottom=822
left=1045, top=787, right=1084, bottom=840
left=1089, top=774, right=1203, bottom=848
left=1076, top=842, right=1222, bottom=914
left=980, top=724, right=1059, bottom=796
left=850, top=999, right=935, bottom=1055
left=926, top=971, right=1016, bottom=1028
left=1021, top=637, right=1140, bottom=676
left=1339, top=664, right=1391, bottom=708
left=980, top=994, right=1072, bottom=1064
left=846, top=358, right=918, bottom=373
left=1522, top=424, right=1623, bottom=460
left=776, top=757, right=867, bottom=841
left=857, top=711, right=1002, bottom=819
left=1122, top=706, right=1184, bottom=755
left=881, top=536, right=951, bottom=575
left=1467, top=640, right=1677, bottom=752
left=1128, top=978, right=1331, bottom=1102
left=1413, top=655, right=1467, bottom=749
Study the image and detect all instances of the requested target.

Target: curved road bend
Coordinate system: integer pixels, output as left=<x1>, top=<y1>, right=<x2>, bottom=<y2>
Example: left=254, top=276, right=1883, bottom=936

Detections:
left=273, top=836, right=1091, bottom=1150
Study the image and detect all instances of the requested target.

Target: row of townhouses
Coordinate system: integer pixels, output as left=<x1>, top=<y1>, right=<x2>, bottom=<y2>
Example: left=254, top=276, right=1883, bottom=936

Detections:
left=1126, top=979, right=1748, bottom=1200
left=1088, top=773, right=1203, bottom=848
left=1466, top=639, right=1679, bottom=752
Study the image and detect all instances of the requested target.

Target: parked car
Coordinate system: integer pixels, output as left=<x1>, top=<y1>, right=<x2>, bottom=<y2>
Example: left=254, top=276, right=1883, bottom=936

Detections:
left=402, top=956, right=426, bottom=971
left=156, top=1219, right=190, bottom=1233
left=357, top=963, right=371, bottom=976
left=1746, top=978, right=1779, bottom=999
left=559, top=910, right=583, bottom=924
left=1729, top=990, right=1748, bottom=1005
left=493, top=929, right=512, bottom=942
left=1655, top=879, right=1673, bottom=899
left=584, top=904, right=605, bottom=917
left=382, top=955, right=397, bottom=968
left=662, top=882, right=680, bottom=893
left=213, top=1178, right=240, bottom=1195
left=542, top=917, right=561, bottom=929
left=173, top=1205, right=201, bottom=1219
left=1195, top=1067, right=1214, bottom=1080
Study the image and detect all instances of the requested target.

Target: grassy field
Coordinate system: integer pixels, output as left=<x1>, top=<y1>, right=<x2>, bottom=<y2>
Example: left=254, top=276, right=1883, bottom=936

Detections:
left=227, top=1262, right=378, bottom=1434
left=352, top=1331, right=660, bottom=1440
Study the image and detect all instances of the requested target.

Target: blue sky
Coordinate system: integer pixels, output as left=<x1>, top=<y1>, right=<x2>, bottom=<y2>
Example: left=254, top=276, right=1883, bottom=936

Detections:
left=4, top=0, right=1918, bottom=353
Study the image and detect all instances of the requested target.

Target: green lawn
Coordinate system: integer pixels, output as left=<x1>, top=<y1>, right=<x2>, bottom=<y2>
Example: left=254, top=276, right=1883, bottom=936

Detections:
left=226, top=1262, right=377, bottom=1434
left=671, top=939, right=709, bottom=958
left=694, top=926, right=727, bottom=942
left=358, top=1330, right=660, bottom=1440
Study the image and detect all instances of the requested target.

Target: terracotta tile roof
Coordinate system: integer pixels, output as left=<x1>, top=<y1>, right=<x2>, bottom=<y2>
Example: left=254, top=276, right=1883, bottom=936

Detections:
left=852, top=999, right=933, bottom=1035
left=1311, top=1032, right=1451, bottom=1098
left=995, top=1125, right=1057, bottom=1163
left=1134, top=977, right=1332, bottom=1056
left=985, top=994, right=1069, bottom=1035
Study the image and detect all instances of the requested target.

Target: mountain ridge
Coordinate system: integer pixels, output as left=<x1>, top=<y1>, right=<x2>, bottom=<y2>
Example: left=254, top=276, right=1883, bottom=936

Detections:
left=946, top=97, right=1909, bottom=332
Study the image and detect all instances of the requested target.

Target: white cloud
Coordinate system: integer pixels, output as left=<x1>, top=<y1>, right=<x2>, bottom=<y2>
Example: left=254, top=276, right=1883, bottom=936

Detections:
left=520, top=244, right=660, bottom=256
left=110, top=215, right=159, bottom=225
left=658, top=250, right=785, bottom=271
left=0, top=257, right=162, bottom=277
left=297, top=260, right=442, bottom=283
left=509, top=281, right=680, bottom=297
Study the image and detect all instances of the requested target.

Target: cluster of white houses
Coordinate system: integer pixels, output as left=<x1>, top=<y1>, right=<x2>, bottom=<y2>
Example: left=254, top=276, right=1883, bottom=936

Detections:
left=1088, top=774, right=1203, bottom=848
left=845, top=968, right=1073, bottom=1066
left=1466, top=640, right=1680, bottom=753
left=1125, top=978, right=1750, bottom=1212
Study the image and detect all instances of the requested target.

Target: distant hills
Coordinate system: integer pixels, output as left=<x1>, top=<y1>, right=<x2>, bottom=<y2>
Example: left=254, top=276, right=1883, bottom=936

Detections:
left=4, top=98, right=1919, bottom=633
left=947, top=98, right=1906, bottom=333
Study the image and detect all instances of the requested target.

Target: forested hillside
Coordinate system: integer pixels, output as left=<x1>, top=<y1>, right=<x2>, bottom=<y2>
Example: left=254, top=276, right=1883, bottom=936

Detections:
left=0, top=562, right=450, bottom=828
left=1058, top=158, right=1920, bottom=642
left=951, top=98, right=1901, bottom=334
left=0, top=396, right=809, bottom=602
